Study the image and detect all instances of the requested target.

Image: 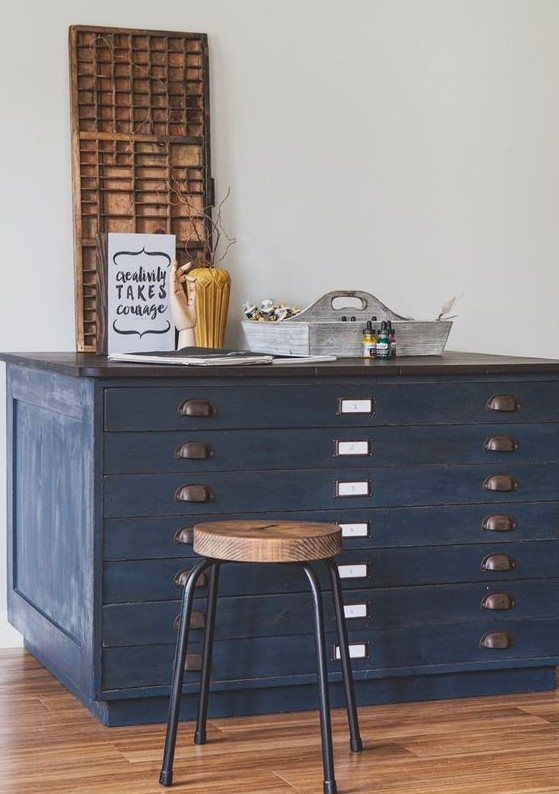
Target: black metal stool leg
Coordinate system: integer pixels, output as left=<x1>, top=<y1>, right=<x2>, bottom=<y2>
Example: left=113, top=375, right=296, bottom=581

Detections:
left=194, top=561, right=221, bottom=745
left=325, top=558, right=363, bottom=752
left=302, top=563, right=337, bottom=794
left=159, top=557, right=213, bottom=787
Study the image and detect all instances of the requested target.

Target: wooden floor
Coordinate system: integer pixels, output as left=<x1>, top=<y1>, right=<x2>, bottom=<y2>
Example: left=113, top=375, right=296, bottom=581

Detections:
left=2, top=650, right=559, bottom=793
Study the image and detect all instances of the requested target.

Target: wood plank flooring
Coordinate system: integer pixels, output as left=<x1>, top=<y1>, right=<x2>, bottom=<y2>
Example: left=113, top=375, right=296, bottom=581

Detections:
left=2, top=649, right=559, bottom=793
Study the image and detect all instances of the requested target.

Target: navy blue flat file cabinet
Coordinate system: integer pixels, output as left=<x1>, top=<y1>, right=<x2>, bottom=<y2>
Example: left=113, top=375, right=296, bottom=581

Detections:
left=3, top=351, right=559, bottom=726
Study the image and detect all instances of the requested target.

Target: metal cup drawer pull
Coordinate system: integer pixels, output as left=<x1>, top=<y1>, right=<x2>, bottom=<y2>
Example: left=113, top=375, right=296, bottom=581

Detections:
left=481, top=553, right=516, bottom=572
left=483, top=474, right=518, bottom=492
left=174, top=611, right=206, bottom=630
left=175, top=441, right=214, bottom=460
left=486, top=394, right=521, bottom=412
left=481, top=592, right=515, bottom=610
left=175, top=484, right=212, bottom=503
left=174, top=526, right=194, bottom=545
left=174, top=569, right=208, bottom=588
left=482, top=514, right=517, bottom=532
left=177, top=398, right=216, bottom=418
left=480, top=631, right=514, bottom=650
left=483, top=435, right=518, bottom=453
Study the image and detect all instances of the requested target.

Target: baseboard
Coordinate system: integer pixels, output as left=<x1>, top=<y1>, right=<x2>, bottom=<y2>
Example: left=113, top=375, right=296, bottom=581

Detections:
left=0, top=611, right=23, bottom=648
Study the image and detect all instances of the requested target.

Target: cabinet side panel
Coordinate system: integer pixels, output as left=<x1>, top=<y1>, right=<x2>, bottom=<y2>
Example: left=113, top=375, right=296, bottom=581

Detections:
left=13, top=402, right=89, bottom=640
left=7, top=366, right=95, bottom=694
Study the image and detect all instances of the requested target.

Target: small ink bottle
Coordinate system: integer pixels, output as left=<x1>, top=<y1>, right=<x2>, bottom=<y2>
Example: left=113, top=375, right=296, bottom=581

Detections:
left=370, top=326, right=377, bottom=358
left=376, top=321, right=390, bottom=359
left=361, top=321, right=375, bottom=358
left=387, top=321, right=397, bottom=358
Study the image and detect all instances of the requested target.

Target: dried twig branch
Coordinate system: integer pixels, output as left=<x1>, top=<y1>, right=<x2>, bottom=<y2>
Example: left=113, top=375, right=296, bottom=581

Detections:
left=168, top=176, right=236, bottom=267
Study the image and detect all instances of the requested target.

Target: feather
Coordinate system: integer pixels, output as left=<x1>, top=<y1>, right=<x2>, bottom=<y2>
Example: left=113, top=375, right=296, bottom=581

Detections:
left=437, top=293, right=463, bottom=320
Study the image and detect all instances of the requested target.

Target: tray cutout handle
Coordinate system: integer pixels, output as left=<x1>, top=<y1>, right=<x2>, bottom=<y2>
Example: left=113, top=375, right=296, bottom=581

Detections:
left=290, top=290, right=409, bottom=322
left=331, top=295, right=367, bottom=312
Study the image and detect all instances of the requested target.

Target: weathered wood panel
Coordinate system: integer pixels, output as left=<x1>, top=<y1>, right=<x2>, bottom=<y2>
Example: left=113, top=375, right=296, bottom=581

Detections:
left=69, top=25, right=212, bottom=351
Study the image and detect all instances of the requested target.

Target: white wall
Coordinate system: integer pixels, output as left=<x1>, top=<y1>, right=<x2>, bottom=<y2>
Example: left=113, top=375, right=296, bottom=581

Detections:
left=2, top=0, right=559, bottom=646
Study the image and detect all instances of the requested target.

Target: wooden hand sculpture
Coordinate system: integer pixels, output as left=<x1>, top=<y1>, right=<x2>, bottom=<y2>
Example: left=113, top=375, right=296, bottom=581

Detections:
left=169, top=260, right=197, bottom=348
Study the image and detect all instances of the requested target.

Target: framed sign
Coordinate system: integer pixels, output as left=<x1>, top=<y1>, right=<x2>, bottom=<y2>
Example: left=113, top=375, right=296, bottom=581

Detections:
left=97, top=233, right=176, bottom=355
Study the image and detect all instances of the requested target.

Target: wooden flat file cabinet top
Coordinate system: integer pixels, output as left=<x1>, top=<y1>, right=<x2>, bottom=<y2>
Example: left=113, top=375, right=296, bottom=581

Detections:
left=2, top=351, right=559, bottom=726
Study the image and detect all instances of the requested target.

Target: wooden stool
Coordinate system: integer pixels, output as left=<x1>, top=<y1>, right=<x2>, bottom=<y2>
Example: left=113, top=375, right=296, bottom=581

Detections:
left=159, top=520, right=363, bottom=794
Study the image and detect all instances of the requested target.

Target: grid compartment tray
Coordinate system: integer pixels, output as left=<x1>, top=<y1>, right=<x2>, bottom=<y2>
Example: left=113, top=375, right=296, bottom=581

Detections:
left=69, top=25, right=212, bottom=351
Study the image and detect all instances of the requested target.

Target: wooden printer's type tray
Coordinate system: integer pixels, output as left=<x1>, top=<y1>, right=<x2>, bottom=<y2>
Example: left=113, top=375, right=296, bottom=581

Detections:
left=69, top=25, right=212, bottom=352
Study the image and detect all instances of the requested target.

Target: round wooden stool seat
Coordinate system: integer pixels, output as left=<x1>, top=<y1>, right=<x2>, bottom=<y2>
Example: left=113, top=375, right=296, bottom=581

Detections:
left=193, top=520, right=342, bottom=563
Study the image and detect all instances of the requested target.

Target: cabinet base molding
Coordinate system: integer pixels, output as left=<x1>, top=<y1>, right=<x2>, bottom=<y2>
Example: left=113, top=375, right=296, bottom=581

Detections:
left=25, top=641, right=557, bottom=727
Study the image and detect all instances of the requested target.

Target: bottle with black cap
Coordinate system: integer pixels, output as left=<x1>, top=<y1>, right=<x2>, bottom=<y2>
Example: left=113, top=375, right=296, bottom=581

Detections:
left=361, top=320, right=375, bottom=357
left=376, top=321, right=390, bottom=359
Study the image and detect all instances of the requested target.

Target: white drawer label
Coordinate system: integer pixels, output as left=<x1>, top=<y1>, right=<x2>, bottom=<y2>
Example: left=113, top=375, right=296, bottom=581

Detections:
left=340, top=399, right=372, bottom=414
left=336, top=481, right=370, bottom=497
left=338, top=564, right=368, bottom=579
left=337, top=440, right=370, bottom=456
left=343, top=603, right=368, bottom=619
left=340, top=522, right=369, bottom=538
left=335, top=643, right=368, bottom=660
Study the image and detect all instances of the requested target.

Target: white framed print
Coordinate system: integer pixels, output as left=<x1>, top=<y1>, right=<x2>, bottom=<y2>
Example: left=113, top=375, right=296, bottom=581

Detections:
left=105, top=233, right=176, bottom=355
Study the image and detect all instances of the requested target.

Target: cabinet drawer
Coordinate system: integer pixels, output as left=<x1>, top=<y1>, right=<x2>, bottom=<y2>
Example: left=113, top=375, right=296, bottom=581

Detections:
left=356, top=578, right=559, bottom=626
left=103, top=542, right=559, bottom=603
left=103, top=592, right=335, bottom=647
left=104, top=427, right=374, bottom=474
left=104, top=510, right=373, bottom=560
left=102, top=578, right=559, bottom=647
left=103, top=501, right=559, bottom=560
left=104, top=557, right=323, bottom=603
left=102, top=634, right=318, bottom=690
left=105, top=384, right=378, bottom=431
left=104, top=381, right=559, bottom=431
left=104, top=423, right=559, bottom=474
left=104, top=468, right=375, bottom=516
left=362, top=542, right=559, bottom=588
left=102, top=616, right=559, bottom=690
left=359, top=618, right=559, bottom=673
left=103, top=463, right=559, bottom=517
